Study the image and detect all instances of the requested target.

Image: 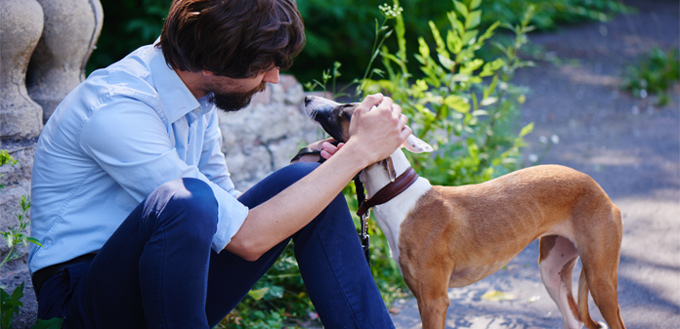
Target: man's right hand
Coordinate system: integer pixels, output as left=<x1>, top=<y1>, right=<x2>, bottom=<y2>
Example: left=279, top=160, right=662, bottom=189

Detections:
left=346, top=94, right=411, bottom=168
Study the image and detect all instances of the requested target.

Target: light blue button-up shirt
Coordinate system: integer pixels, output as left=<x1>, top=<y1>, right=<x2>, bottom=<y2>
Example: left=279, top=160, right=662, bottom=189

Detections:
left=29, top=44, right=249, bottom=274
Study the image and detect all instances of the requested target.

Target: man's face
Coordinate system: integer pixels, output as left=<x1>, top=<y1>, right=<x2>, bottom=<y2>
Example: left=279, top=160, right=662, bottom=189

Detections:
left=205, top=67, right=279, bottom=112
left=210, top=81, right=267, bottom=112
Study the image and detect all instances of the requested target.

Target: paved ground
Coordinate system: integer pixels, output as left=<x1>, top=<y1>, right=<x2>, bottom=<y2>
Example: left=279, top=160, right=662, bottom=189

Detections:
left=390, top=0, right=679, bottom=328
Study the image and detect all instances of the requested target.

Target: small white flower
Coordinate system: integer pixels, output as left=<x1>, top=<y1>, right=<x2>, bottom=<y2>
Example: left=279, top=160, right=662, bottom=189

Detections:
left=640, top=89, right=648, bottom=99
left=550, top=135, right=560, bottom=144
left=538, top=136, right=548, bottom=144
left=528, top=154, right=538, bottom=163
left=379, top=3, right=403, bottom=19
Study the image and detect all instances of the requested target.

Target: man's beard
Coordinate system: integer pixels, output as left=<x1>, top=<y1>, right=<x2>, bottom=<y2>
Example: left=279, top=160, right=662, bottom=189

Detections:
left=210, top=82, right=267, bottom=113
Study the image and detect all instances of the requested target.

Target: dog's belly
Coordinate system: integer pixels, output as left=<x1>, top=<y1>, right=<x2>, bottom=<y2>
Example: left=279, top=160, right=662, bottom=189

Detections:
left=447, top=256, right=520, bottom=287
left=446, top=223, right=576, bottom=287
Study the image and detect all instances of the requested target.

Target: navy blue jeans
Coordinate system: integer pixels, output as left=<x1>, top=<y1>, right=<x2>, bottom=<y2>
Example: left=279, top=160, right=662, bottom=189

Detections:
left=36, top=162, right=394, bottom=328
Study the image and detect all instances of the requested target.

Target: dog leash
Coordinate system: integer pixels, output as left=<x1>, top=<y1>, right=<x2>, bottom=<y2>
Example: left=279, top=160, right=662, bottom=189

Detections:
left=354, top=167, right=419, bottom=265
left=353, top=174, right=371, bottom=265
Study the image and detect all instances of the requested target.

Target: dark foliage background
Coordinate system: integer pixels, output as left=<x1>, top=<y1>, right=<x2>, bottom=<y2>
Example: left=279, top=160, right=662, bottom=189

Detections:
left=88, top=0, right=629, bottom=82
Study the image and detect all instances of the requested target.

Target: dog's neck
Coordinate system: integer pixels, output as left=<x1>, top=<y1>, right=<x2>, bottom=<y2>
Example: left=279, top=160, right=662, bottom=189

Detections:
left=360, top=149, right=415, bottom=197
left=359, top=149, right=432, bottom=268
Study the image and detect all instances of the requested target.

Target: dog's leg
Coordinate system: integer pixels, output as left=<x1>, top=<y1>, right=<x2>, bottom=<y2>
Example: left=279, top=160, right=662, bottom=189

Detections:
left=576, top=210, right=626, bottom=329
left=578, top=259, right=625, bottom=329
left=571, top=203, right=626, bottom=329
left=539, top=235, right=583, bottom=329
left=412, top=277, right=449, bottom=329
left=576, top=270, right=607, bottom=329
left=402, top=258, right=451, bottom=329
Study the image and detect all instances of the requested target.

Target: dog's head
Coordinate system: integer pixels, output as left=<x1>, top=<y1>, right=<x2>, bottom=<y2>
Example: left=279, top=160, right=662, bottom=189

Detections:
left=304, top=95, right=433, bottom=153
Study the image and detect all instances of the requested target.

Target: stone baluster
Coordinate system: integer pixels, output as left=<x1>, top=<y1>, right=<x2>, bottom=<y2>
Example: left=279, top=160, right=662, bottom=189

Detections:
left=27, top=0, right=104, bottom=123
left=0, top=0, right=45, bottom=140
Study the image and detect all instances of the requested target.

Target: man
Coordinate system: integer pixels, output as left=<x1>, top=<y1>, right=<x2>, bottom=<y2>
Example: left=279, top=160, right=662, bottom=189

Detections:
left=28, top=0, right=410, bottom=328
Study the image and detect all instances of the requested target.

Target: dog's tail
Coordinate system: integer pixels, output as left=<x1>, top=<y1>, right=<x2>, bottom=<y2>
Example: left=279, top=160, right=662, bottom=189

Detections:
left=578, top=269, right=605, bottom=328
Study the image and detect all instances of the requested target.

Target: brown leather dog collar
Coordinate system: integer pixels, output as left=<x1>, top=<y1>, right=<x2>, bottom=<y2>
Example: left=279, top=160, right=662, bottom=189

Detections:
left=357, top=167, right=418, bottom=217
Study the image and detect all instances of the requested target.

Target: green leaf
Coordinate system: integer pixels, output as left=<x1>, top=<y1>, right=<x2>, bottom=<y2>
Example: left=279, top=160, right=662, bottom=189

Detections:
left=268, top=285, right=284, bottom=299
left=482, top=289, right=517, bottom=301
left=453, top=0, right=468, bottom=17
left=9, top=283, right=23, bottom=301
left=429, top=21, right=446, bottom=57
left=519, top=122, right=535, bottom=137
left=417, top=37, right=430, bottom=59
left=31, top=318, right=64, bottom=329
left=466, top=10, right=481, bottom=29
left=444, top=95, right=470, bottom=113
left=26, top=237, right=43, bottom=247
left=438, top=54, right=456, bottom=71
left=462, top=58, right=484, bottom=73
left=461, top=30, right=479, bottom=46
left=248, top=287, right=269, bottom=301
left=454, top=20, right=465, bottom=38
left=1, top=283, right=24, bottom=329
left=446, top=30, right=463, bottom=54
left=477, top=21, right=500, bottom=46
left=480, top=58, right=505, bottom=77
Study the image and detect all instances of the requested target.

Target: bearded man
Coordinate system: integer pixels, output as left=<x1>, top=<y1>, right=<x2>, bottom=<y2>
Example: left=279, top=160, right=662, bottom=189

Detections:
left=28, top=0, right=409, bottom=328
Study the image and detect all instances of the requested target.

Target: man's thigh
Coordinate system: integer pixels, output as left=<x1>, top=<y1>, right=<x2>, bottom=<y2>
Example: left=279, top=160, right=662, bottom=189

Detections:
left=39, top=178, right=219, bottom=328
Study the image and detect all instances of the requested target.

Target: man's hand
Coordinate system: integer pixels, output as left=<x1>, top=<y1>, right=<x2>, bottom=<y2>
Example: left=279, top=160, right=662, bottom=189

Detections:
left=290, top=139, right=345, bottom=163
left=345, top=94, right=411, bottom=167
left=319, top=141, right=344, bottom=160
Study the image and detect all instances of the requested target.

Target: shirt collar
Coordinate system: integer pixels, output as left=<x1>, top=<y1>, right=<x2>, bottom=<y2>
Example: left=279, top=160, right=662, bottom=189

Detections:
left=149, top=46, right=213, bottom=124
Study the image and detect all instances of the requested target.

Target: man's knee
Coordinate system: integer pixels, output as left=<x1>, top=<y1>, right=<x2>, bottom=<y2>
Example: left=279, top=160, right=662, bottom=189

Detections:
left=151, top=178, right=219, bottom=235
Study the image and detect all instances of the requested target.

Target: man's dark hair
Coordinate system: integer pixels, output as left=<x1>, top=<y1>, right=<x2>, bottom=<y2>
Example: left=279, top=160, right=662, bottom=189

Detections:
left=158, top=0, right=305, bottom=78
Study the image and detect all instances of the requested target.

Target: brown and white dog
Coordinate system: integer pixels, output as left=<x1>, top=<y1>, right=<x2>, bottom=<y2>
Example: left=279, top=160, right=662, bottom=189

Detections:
left=305, top=96, right=626, bottom=329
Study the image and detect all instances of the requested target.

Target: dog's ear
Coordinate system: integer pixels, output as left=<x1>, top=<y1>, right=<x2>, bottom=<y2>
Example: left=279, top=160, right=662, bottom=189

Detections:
left=403, top=134, right=433, bottom=153
left=380, top=157, right=398, bottom=181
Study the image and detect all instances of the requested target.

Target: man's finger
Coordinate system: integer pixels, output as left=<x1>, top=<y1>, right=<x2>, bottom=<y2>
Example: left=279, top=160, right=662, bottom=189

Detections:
left=357, top=93, right=384, bottom=113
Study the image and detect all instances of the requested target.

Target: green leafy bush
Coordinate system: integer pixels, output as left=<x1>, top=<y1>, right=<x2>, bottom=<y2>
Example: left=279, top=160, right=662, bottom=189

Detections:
left=293, top=0, right=629, bottom=82
left=622, top=47, right=680, bottom=106
left=0, top=152, right=46, bottom=329
left=0, top=282, right=23, bottom=329
left=216, top=246, right=318, bottom=329
left=363, top=0, right=535, bottom=185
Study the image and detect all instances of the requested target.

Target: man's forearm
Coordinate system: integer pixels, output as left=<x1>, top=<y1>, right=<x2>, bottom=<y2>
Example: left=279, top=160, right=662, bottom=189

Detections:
left=225, top=145, right=367, bottom=261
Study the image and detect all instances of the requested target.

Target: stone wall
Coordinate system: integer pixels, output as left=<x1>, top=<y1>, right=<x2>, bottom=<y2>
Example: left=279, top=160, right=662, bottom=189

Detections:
left=0, top=1, right=319, bottom=327
left=1, top=0, right=103, bottom=327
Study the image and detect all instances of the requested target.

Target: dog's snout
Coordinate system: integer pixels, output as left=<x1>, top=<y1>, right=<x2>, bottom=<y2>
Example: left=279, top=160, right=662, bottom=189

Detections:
left=304, top=96, right=312, bottom=106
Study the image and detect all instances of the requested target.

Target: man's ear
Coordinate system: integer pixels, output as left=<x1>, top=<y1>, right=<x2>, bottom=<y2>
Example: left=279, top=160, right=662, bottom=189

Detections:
left=403, top=134, right=433, bottom=153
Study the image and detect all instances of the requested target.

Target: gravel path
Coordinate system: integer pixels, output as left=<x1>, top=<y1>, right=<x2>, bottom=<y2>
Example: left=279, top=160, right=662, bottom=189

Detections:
left=390, top=0, right=679, bottom=328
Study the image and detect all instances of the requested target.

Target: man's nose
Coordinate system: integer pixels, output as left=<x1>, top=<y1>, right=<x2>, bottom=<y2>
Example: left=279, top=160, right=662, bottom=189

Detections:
left=263, top=67, right=280, bottom=84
